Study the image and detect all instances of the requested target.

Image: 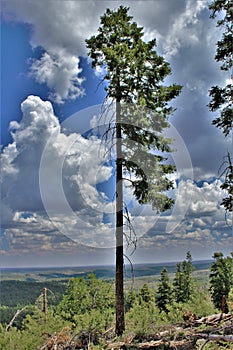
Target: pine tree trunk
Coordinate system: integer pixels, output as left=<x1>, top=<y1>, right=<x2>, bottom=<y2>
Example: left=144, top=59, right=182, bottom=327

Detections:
left=115, top=100, right=125, bottom=336
left=43, top=287, right=47, bottom=315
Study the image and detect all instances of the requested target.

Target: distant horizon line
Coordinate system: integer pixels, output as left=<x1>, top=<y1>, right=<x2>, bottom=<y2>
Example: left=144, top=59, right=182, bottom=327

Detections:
left=0, top=259, right=213, bottom=271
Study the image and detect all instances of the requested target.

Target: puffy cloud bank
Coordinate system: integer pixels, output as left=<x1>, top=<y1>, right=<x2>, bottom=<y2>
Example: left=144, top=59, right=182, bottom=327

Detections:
left=2, top=0, right=219, bottom=104
left=30, top=50, right=85, bottom=104
left=1, top=95, right=115, bottom=253
left=2, top=0, right=230, bottom=180
left=1, top=0, right=232, bottom=262
left=0, top=95, right=231, bottom=261
left=2, top=0, right=102, bottom=103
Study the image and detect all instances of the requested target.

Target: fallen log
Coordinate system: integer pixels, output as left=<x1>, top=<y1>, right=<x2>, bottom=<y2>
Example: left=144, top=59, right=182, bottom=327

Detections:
left=107, top=341, right=126, bottom=349
left=137, top=340, right=165, bottom=348
left=137, top=339, right=194, bottom=349
left=195, top=313, right=232, bottom=325
left=195, top=333, right=233, bottom=342
left=107, top=339, right=168, bottom=349
left=107, top=339, right=195, bottom=349
left=197, top=332, right=233, bottom=350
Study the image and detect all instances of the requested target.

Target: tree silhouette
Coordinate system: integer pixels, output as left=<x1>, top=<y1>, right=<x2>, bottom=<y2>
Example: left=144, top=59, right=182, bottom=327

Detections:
left=209, top=252, right=233, bottom=312
left=173, top=251, right=194, bottom=302
left=156, top=267, right=172, bottom=313
left=208, top=0, right=233, bottom=212
left=86, top=6, right=181, bottom=335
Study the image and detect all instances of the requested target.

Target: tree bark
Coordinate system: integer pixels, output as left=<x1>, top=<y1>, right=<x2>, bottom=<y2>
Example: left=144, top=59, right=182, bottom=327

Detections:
left=43, top=287, right=47, bottom=315
left=115, top=100, right=125, bottom=336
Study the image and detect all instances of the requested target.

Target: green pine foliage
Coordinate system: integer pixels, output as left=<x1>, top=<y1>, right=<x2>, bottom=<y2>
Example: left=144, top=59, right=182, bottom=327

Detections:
left=173, top=262, right=184, bottom=302
left=0, top=280, right=67, bottom=307
left=181, top=251, right=194, bottom=301
left=208, top=0, right=233, bottom=212
left=0, top=263, right=226, bottom=349
left=0, top=305, right=35, bottom=329
left=86, top=5, right=182, bottom=335
left=156, top=267, right=172, bottom=313
left=139, top=283, right=155, bottom=303
left=173, top=251, right=194, bottom=303
left=57, top=274, right=115, bottom=337
left=86, top=5, right=182, bottom=212
left=125, top=288, right=137, bottom=312
left=125, top=299, right=159, bottom=340
left=209, top=252, right=233, bottom=312
left=125, top=284, right=217, bottom=340
left=0, top=308, right=68, bottom=350
left=208, top=0, right=232, bottom=133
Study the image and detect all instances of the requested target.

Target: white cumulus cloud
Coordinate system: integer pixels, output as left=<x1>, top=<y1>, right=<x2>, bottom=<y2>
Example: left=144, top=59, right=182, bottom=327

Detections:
left=138, top=179, right=232, bottom=250
left=30, top=50, right=85, bottom=104
left=2, top=0, right=214, bottom=104
left=2, top=0, right=103, bottom=103
left=163, top=0, right=209, bottom=58
left=1, top=95, right=115, bottom=251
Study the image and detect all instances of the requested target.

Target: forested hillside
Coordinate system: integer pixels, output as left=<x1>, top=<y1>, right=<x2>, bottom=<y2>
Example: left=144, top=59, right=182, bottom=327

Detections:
left=1, top=253, right=232, bottom=349
left=0, top=280, right=67, bottom=307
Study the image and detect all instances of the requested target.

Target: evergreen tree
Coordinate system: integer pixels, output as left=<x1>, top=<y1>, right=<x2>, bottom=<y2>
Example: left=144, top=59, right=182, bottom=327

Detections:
left=139, top=283, right=154, bottom=303
left=208, top=0, right=233, bottom=212
left=173, top=251, right=194, bottom=302
left=156, top=267, right=172, bottom=313
left=182, top=251, right=194, bottom=301
left=125, top=288, right=137, bottom=312
left=173, top=262, right=185, bottom=303
left=209, top=252, right=233, bottom=312
left=57, top=274, right=115, bottom=324
left=86, top=6, right=181, bottom=335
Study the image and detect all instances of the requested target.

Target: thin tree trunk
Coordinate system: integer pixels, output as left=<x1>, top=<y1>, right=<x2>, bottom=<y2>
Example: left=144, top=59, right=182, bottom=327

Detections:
left=43, top=287, right=47, bottom=315
left=115, top=100, right=125, bottom=336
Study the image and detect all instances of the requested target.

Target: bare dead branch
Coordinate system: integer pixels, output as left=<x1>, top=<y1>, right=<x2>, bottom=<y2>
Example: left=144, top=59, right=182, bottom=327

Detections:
left=123, top=253, right=135, bottom=285
left=5, top=306, right=27, bottom=332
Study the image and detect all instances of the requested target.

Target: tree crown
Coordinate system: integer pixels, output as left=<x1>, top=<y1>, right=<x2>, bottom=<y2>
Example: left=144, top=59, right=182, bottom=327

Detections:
left=86, top=6, right=182, bottom=212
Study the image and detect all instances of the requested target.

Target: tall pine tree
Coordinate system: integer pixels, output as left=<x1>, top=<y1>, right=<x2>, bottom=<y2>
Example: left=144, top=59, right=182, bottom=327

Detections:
left=173, top=262, right=185, bottom=303
left=156, top=267, right=172, bottom=313
left=209, top=252, right=233, bottom=312
left=208, top=0, right=233, bottom=212
left=86, top=6, right=182, bottom=335
left=139, top=284, right=154, bottom=303
left=173, top=251, right=193, bottom=303
left=182, top=251, right=194, bottom=301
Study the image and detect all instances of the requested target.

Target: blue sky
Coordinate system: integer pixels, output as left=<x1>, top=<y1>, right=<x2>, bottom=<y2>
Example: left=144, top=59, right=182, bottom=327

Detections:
left=1, top=20, right=105, bottom=146
left=0, top=0, right=232, bottom=267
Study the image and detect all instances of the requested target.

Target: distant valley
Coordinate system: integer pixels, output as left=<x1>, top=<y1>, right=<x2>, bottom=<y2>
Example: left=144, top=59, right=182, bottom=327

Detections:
left=0, top=260, right=212, bottom=282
